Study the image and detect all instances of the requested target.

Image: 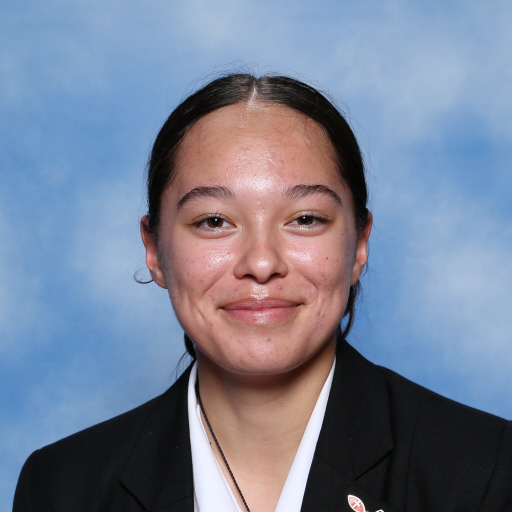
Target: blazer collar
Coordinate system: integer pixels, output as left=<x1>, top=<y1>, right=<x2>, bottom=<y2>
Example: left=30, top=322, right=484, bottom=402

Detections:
left=120, top=365, right=195, bottom=512
left=319, top=339, right=394, bottom=479
left=301, top=339, right=397, bottom=512
left=119, top=339, right=396, bottom=512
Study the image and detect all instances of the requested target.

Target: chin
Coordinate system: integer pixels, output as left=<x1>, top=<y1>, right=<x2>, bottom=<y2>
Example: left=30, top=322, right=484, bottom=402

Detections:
left=204, top=333, right=331, bottom=376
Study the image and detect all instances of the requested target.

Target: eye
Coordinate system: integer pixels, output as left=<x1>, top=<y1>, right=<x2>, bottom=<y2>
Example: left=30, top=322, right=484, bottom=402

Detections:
left=192, top=213, right=235, bottom=234
left=289, top=213, right=328, bottom=227
left=296, top=215, right=314, bottom=226
left=205, top=217, right=224, bottom=228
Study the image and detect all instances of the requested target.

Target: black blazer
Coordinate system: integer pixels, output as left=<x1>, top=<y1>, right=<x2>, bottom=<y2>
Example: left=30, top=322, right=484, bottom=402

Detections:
left=13, top=340, right=512, bottom=511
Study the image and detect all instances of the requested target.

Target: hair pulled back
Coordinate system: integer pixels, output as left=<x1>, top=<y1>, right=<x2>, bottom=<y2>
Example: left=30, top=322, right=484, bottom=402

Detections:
left=144, top=73, right=370, bottom=358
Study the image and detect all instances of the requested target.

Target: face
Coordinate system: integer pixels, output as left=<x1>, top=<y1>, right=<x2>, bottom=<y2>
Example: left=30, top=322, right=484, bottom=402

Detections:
left=142, top=102, right=371, bottom=376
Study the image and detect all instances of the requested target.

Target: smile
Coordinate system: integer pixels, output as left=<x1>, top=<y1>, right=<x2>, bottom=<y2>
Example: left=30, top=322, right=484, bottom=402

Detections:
left=221, top=299, right=301, bottom=324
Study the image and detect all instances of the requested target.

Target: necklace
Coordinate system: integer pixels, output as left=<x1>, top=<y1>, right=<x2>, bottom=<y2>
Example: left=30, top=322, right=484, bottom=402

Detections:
left=195, top=380, right=251, bottom=512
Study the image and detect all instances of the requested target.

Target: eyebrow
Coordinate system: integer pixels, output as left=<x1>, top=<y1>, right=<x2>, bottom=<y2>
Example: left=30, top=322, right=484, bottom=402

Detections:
left=176, top=183, right=342, bottom=210
left=176, top=186, right=235, bottom=210
left=283, top=184, right=343, bottom=206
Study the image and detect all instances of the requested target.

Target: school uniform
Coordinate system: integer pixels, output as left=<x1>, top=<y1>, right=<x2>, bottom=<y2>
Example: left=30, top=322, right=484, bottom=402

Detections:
left=13, top=339, right=512, bottom=511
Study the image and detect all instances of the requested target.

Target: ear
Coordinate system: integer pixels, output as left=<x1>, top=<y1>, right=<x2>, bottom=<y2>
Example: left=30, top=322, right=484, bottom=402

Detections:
left=350, top=210, right=373, bottom=286
left=140, top=216, right=168, bottom=289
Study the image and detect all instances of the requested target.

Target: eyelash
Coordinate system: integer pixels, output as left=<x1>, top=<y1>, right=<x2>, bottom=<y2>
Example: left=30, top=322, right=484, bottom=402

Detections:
left=191, top=212, right=329, bottom=232
left=289, top=212, right=329, bottom=227
left=192, top=213, right=232, bottom=230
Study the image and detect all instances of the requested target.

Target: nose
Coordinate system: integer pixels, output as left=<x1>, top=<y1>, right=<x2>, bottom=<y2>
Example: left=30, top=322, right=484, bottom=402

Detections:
left=233, top=229, right=288, bottom=283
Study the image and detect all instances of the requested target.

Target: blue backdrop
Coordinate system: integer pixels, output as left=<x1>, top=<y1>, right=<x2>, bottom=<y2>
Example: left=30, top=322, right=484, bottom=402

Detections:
left=2, top=1, right=512, bottom=508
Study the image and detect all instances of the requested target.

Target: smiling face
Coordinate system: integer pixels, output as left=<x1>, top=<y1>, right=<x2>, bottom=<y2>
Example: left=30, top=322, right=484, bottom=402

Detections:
left=142, top=102, right=371, bottom=376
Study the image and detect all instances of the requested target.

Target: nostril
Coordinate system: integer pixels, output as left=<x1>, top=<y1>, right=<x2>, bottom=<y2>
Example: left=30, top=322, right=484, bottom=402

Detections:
left=243, top=271, right=285, bottom=284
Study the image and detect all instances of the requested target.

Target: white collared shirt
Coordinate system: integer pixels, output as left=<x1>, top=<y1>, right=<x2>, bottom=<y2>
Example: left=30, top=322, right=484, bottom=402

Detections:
left=188, top=359, right=335, bottom=512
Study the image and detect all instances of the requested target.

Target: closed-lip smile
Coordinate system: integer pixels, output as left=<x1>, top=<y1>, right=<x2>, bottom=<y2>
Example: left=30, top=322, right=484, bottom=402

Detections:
left=221, top=298, right=302, bottom=323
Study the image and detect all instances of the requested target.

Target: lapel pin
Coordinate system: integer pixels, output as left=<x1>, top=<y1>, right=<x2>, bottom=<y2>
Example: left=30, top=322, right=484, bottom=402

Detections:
left=348, top=494, right=384, bottom=512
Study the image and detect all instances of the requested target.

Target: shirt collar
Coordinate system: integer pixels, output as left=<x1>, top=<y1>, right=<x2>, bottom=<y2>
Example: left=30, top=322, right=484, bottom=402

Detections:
left=188, top=358, right=336, bottom=512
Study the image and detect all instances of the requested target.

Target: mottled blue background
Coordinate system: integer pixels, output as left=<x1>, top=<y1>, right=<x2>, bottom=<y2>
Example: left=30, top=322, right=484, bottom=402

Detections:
left=2, top=1, right=512, bottom=508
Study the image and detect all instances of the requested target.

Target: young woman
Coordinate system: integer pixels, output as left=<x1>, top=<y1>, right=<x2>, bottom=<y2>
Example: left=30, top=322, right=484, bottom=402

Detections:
left=14, top=74, right=512, bottom=512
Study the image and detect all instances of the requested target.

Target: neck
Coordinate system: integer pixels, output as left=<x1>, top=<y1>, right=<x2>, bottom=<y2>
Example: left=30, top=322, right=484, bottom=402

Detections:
left=195, top=336, right=336, bottom=512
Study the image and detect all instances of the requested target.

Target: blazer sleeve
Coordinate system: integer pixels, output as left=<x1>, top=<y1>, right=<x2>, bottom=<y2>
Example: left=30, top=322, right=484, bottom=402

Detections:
left=478, top=420, right=512, bottom=511
left=13, top=451, right=36, bottom=512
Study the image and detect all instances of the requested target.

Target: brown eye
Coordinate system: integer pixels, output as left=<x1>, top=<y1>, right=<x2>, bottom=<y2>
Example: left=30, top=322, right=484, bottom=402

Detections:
left=206, top=217, right=224, bottom=228
left=297, top=216, right=314, bottom=225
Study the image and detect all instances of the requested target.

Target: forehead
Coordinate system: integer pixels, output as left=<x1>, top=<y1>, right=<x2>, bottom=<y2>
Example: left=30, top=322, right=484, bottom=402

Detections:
left=173, top=102, right=340, bottom=191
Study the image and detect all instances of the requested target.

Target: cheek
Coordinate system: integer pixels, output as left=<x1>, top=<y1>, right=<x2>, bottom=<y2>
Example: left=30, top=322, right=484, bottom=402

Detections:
left=167, top=239, right=235, bottom=300
left=286, top=235, right=352, bottom=290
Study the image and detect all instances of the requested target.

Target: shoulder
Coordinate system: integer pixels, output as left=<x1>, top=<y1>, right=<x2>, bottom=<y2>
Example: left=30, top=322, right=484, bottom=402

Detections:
left=375, top=360, right=509, bottom=451
left=13, top=398, right=155, bottom=511
left=344, top=341, right=509, bottom=442
left=40, top=393, right=160, bottom=462
left=335, top=341, right=512, bottom=509
left=13, top=365, right=192, bottom=512
left=372, top=355, right=512, bottom=508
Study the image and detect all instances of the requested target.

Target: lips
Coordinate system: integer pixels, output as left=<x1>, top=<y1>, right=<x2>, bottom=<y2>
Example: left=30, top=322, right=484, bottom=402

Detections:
left=223, top=299, right=299, bottom=310
left=221, top=298, right=302, bottom=323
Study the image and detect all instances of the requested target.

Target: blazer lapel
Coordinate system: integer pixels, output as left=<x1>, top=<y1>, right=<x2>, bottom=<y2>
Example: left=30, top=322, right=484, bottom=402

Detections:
left=120, top=366, right=195, bottom=512
left=302, top=340, right=397, bottom=512
left=118, top=340, right=398, bottom=512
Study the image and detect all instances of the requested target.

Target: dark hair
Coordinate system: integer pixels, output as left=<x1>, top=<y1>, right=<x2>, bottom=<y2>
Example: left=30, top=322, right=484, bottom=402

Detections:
left=144, top=73, right=370, bottom=358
